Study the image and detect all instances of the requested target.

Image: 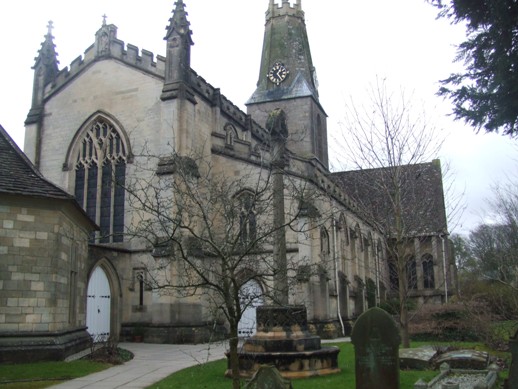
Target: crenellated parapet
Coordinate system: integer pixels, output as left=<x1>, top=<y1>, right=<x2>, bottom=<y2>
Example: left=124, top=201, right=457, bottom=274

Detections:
left=267, top=0, right=305, bottom=21
left=187, top=69, right=271, bottom=145
left=46, top=34, right=166, bottom=100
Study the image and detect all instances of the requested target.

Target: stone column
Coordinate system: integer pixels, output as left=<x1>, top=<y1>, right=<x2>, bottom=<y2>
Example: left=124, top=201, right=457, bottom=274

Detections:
left=267, top=109, right=289, bottom=306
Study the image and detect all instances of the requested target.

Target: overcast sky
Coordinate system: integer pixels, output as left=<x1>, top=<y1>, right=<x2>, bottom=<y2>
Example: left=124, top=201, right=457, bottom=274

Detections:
left=0, top=0, right=516, bottom=234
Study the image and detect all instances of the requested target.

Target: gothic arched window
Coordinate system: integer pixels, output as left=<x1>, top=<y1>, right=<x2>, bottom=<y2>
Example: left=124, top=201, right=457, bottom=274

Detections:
left=320, top=227, right=330, bottom=258
left=225, top=123, right=238, bottom=147
left=422, top=254, right=435, bottom=289
left=74, top=118, right=127, bottom=243
left=388, top=261, right=399, bottom=291
left=315, top=114, right=323, bottom=161
left=340, top=214, right=349, bottom=246
left=238, top=191, right=257, bottom=244
left=406, top=256, right=418, bottom=290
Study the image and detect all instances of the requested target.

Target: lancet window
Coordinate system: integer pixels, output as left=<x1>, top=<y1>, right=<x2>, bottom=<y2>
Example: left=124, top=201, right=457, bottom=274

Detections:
left=422, top=254, right=435, bottom=289
left=238, top=191, right=257, bottom=244
left=406, top=256, right=418, bottom=290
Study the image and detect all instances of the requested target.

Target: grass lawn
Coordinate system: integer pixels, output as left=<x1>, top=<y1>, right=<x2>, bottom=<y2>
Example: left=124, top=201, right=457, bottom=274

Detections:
left=146, top=342, right=440, bottom=389
left=0, top=360, right=111, bottom=389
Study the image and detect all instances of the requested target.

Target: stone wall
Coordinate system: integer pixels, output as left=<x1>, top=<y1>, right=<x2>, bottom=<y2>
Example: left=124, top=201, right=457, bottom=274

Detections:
left=0, top=195, right=92, bottom=362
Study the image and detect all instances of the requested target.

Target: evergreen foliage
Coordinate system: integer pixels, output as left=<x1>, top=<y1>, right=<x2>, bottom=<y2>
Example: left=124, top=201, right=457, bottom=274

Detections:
left=430, top=0, right=518, bottom=136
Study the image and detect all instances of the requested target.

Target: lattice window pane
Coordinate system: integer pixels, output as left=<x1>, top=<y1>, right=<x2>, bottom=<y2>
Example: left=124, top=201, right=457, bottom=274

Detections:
left=113, top=162, right=126, bottom=242
left=86, top=165, right=98, bottom=221
left=75, top=166, right=85, bottom=207
left=100, top=163, right=113, bottom=243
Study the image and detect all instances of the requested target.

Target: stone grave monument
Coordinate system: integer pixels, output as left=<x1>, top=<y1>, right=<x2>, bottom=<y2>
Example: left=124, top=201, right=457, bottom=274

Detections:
left=505, top=328, right=518, bottom=389
left=227, top=305, right=340, bottom=378
left=351, top=307, right=401, bottom=389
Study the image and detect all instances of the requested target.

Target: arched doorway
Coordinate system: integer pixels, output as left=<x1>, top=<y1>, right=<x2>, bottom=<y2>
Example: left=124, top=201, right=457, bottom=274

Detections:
left=238, top=280, right=263, bottom=338
left=87, top=266, right=111, bottom=341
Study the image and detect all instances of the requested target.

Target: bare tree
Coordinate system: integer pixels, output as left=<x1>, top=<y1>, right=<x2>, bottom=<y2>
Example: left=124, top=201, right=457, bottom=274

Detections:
left=334, top=78, right=448, bottom=347
left=468, top=177, right=518, bottom=292
left=122, top=119, right=325, bottom=387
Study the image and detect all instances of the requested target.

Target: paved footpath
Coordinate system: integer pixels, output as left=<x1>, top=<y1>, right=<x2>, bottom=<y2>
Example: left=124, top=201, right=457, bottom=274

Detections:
left=48, top=341, right=229, bottom=389
left=49, top=338, right=350, bottom=389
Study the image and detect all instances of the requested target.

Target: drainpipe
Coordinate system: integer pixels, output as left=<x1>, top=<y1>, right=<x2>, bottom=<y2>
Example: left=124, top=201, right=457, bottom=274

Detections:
left=332, top=216, right=345, bottom=336
left=440, top=233, right=448, bottom=303
left=375, top=244, right=380, bottom=307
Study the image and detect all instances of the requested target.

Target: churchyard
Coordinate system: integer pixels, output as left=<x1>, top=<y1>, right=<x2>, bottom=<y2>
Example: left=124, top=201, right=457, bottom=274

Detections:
left=148, top=342, right=511, bottom=389
left=0, top=308, right=515, bottom=388
left=150, top=307, right=515, bottom=389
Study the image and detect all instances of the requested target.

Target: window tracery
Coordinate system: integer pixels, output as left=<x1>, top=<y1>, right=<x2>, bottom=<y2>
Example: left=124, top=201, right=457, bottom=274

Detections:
left=74, top=118, right=127, bottom=243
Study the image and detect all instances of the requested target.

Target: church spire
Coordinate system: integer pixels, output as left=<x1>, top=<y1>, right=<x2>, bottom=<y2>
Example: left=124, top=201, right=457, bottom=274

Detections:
left=162, top=0, right=195, bottom=101
left=26, top=21, right=60, bottom=125
left=247, top=1, right=329, bottom=170
left=248, top=0, right=318, bottom=105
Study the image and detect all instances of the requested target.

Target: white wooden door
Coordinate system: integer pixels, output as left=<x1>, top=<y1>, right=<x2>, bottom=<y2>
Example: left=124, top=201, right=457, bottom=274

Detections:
left=86, top=267, right=111, bottom=342
left=238, top=280, right=263, bottom=338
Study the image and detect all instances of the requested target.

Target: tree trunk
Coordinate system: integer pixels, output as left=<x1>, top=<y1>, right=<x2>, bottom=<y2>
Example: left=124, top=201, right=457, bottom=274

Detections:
left=228, top=326, right=241, bottom=389
left=398, top=272, right=410, bottom=348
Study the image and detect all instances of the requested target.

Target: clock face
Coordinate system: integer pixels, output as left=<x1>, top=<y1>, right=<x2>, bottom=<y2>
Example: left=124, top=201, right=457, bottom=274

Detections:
left=267, top=62, right=289, bottom=85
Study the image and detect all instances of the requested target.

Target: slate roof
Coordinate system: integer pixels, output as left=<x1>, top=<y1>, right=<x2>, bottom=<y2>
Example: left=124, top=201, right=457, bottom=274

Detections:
left=0, top=124, right=74, bottom=200
left=331, top=160, right=448, bottom=237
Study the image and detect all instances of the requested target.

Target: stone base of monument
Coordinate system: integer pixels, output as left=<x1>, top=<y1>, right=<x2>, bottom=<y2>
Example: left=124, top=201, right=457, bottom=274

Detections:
left=225, top=306, right=340, bottom=379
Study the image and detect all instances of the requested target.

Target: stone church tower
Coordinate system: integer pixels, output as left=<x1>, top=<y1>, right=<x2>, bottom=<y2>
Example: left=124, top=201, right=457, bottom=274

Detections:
left=247, top=0, right=328, bottom=169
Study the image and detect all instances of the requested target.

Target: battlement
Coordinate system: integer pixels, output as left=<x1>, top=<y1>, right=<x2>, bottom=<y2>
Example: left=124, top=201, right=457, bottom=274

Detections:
left=46, top=36, right=166, bottom=98
left=188, top=69, right=270, bottom=144
left=267, top=0, right=304, bottom=20
left=41, top=23, right=270, bottom=148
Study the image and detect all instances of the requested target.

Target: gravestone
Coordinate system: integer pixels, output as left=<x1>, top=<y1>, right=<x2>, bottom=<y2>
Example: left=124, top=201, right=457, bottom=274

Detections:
left=435, top=349, right=489, bottom=370
left=505, top=328, right=518, bottom=389
left=351, top=307, right=401, bottom=389
left=399, top=346, right=437, bottom=370
left=244, top=365, right=292, bottom=389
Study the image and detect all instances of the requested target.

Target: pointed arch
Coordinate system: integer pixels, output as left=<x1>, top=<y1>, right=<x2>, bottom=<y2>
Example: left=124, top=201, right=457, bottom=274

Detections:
left=224, top=122, right=238, bottom=147
left=406, top=256, right=418, bottom=290
left=422, top=253, right=435, bottom=289
left=234, top=189, right=257, bottom=244
left=87, top=258, right=122, bottom=341
left=67, top=112, right=131, bottom=243
left=238, top=279, right=264, bottom=338
left=320, top=227, right=330, bottom=258
left=64, top=111, right=132, bottom=170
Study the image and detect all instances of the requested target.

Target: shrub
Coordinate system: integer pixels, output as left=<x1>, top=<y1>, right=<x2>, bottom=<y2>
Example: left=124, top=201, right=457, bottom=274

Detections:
left=410, top=304, right=482, bottom=342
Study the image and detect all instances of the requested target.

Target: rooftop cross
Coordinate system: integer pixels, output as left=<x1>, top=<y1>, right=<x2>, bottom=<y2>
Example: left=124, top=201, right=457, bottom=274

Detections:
left=102, top=14, right=108, bottom=26
left=46, top=21, right=54, bottom=36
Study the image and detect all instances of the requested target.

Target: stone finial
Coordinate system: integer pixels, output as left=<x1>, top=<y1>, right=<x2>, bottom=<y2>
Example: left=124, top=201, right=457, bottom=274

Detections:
left=164, top=0, right=193, bottom=41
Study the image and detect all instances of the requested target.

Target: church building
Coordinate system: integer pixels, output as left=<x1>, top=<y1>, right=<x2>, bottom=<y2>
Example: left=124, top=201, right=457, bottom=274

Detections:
left=0, top=0, right=452, bottom=362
